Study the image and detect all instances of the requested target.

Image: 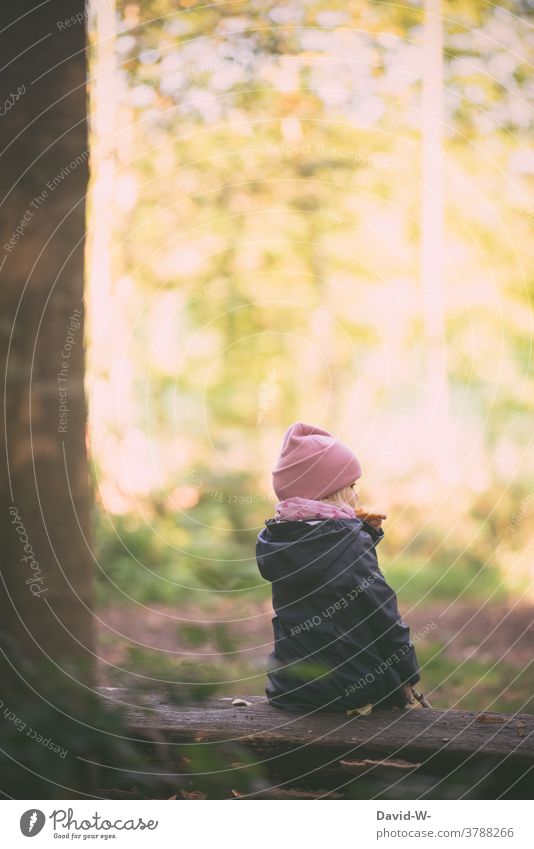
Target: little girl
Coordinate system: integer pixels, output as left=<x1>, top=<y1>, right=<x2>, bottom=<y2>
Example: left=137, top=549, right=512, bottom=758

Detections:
left=256, top=421, right=427, bottom=713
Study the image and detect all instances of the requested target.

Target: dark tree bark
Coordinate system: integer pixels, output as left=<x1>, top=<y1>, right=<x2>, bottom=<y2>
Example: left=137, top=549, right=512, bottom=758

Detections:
left=101, top=692, right=534, bottom=799
left=0, top=2, right=94, bottom=681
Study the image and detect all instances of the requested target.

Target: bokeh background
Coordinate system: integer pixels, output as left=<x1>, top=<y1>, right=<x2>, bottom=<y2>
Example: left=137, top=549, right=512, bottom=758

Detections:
left=86, top=0, right=534, bottom=713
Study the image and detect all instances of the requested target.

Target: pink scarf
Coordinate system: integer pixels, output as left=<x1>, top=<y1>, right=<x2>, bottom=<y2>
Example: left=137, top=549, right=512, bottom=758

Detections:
left=274, top=496, right=356, bottom=522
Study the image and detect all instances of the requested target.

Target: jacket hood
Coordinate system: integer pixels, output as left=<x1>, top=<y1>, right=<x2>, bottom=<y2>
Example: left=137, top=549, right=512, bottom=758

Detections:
left=256, top=517, right=365, bottom=588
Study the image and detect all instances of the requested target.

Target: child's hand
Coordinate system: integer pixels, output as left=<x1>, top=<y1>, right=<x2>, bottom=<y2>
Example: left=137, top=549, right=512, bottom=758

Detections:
left=403, top=685, right=420, bottom=707
left=403, top=685, right=431, bottom=708
left=355, top=507, right=387, bottom=530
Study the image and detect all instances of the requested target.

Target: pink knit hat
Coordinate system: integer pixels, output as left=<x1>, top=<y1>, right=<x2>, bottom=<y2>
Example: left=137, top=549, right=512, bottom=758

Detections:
left=272, top=421, right=362, bottom=500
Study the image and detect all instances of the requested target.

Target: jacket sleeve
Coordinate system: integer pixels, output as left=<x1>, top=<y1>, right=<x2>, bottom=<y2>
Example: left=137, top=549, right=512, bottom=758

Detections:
left=361, top=521, right=384, bottom=546
left=355, top=532, right=420, bottom=686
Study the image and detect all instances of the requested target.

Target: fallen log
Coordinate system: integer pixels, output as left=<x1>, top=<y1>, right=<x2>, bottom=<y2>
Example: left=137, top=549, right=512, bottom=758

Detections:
left=99, top=689, right=534, bottom=799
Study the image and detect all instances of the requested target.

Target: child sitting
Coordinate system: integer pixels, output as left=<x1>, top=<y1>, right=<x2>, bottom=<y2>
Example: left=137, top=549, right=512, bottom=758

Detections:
left=256, top=421, right=426, bottom=713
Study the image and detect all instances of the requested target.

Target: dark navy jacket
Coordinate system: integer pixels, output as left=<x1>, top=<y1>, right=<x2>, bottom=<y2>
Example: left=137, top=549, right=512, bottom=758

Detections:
left=256, top=517, right=420, bottom=712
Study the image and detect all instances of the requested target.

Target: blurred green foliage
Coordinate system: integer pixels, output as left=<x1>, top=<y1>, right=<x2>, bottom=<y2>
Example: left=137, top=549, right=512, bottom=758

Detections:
left=94, top=503, right=266, bottom=605
left=87, top=0, right=533, bottom=720
left=416, top=640, right=534, bottom=714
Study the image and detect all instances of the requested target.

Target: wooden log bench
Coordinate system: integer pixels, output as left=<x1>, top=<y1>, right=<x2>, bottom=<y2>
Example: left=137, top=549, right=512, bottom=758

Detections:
left=100, top=689, right=534, bottom=799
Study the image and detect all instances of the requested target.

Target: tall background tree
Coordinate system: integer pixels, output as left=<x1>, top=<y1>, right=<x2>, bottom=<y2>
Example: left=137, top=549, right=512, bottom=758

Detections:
left=0, top=1, right=94, bottom=680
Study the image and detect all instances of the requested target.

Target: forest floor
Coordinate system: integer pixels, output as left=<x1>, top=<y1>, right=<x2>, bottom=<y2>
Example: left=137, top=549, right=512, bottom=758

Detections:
left=96, top=598, right=534, bottom=714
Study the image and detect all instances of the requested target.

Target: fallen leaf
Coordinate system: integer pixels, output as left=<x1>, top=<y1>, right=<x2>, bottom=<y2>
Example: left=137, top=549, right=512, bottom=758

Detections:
left=180, top=790, right=208, bottom=799
left=346, top=703, right=373, bottom=716
left=232, top=698, right=253, bottom=707
left=269, top=787, right=343, bottom=799
left=475, top=714, right=504, bottom=724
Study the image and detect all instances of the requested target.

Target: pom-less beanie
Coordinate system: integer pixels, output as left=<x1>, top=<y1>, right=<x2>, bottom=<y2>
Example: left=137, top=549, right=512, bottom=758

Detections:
left=272, top=421, right=362, bottom=500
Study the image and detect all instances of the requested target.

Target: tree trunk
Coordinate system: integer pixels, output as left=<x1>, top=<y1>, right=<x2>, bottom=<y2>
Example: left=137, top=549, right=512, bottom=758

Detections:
left=0, top=2, right=94, bottom=680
